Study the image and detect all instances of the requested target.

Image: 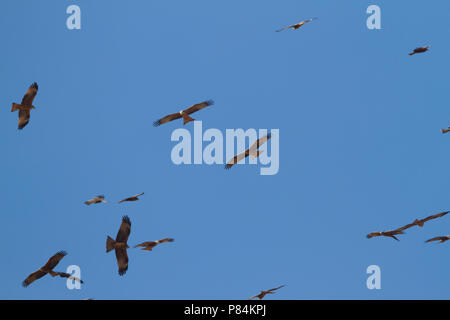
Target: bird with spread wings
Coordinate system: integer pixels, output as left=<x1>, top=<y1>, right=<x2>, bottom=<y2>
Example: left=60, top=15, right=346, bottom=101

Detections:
left=425, top=236, right=450, bottom=244
left=276, top=18, right=317, bottom=32
left=249, top=285, right=285, bottom=300
left=409, top=46, right=430, bottom=56
left=225, top=133, right=271, bottom=169
left=119, top=193, right=144, bottom=203
left=135, top=238, right=174, bottom=251
left=84, top=195, right=108, bottom=206
left=106, top=216, right=131, bottom=276
left=22, top=251, right=82, bottom=287
left=11, top=82, right=38, bottom=130
left=153, top=100, right=214, bottom=126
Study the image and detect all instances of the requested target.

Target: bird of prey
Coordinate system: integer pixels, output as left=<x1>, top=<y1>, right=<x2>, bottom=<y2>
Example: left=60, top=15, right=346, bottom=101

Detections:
left=49, top=271, right=83, bottom=284
left=441, top=127, right=450, bottom=134
left=249, top=285, right=285, bottom=300
left=11, top=82, right=38, bottom=130
left=409, top=46, right=430, bottom=56
left=225, top=133, right=271, bottom=170
left=276, top=18, right=317, bottom=32
left=106, top=215, right=131, bottom=276
left=412, top=211, right=449, bottom=227
left=134, top=238, right=174, bottom=251
left=84, top=195, right=108, bottom=206
left=119, top=192, right=145, bottom=203
left=425, top=235, right=450, bottom=244
left=153, top=100, right=214, bottom=127
left=22, top=251, right=75, bottom=287
left=366, top=229, right=406, bottom=241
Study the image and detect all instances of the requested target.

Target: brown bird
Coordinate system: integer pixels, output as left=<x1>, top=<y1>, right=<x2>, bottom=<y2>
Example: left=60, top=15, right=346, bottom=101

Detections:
left=22, top=251, right=68, bottom=287
left=84, top=195, right=108, bottom=206
left=366, top=229, right=406, bottom=241
left=11, top=82, right=38, bottom=130
left=409, top=46, right=430, bottom=56
left=276, top=18, right=317, bottom=32
left=249, top=285, right=285, bottom=300
left=412, top=211, right=449, bottom=227
left=49, top=271, right=83, bottom=284
left=134, top=238, right=174, bottom=251
left=106, top=216, right=131, bottom=276
left=153, top=100, right=214, bottom=126
left=225, top=133, right=271, bottom=170
left=119, top=193, right=145, bottom=203
left=441, top=127, right=450, bottom=134
left=425, top=235, right=450, bottom=244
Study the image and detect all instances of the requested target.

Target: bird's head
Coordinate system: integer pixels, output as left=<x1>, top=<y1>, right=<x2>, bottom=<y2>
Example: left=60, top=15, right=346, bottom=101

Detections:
left=179, top=110, right=184, bottom=115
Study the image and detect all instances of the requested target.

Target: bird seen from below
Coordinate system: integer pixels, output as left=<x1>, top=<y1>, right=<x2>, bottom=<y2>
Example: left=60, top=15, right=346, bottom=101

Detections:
left=225, top=133, right=271, bottom=170
left=425, top=236, right=450, bottom=244
left=135, top=238, right=174, bottom=251
left=441, top=127, right=450, bottom=134
left=84, top=195, right=108, bottom=206
left=249, top=285, right=285, bottom=300
left=276, top=18, right=317, bottom=32
left=106, top=215, right=131, bottom=276
left=11, top=82, right=38, bottom=130
left=119, top=193, right=145, bottom=203
left=366, top=229, right=407, bottom=241
left=153, top=100, right=214, bottom=126
left=409, top=46, right=430, bottom=56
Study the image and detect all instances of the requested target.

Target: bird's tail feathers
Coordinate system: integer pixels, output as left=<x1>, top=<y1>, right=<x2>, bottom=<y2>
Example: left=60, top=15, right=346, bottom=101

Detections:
left=182, top=114, right=195, bottom=125
left=11, top=103, right=23, bottom=112
left=106, top=236, right=116, bottom=252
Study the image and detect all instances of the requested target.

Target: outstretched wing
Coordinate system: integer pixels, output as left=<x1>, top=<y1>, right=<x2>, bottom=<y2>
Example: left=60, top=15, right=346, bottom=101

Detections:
left=249, top=133, right=271, bottom=152
left=21, top=82, right=38, bottom=106
left=159, top=238, right=174, bottom=244
left=225, top=150, right=249, bottom=169
left=18, top=109, right=31, bottom=130
left=116, top=216, right=131, bottom=242
left=115, top=247, right=129, bottom=276
left=421, top=211, right=449, bottom=224
left=425, top=236, right=446, bottom=243
left=42, top=251, right=67, bottom=271
left=153, top=112, right=182, bottom=127
left=276, top=24, right=295, bottom=32
left=268, top=285, right=285, bottom=292
left=396, top=222, right=417, bottom=232
left=54, top=272, right=84, bottom=284
left=22, top=270, right=47, bottom=287
left=184, top=100, right=214, bottom=115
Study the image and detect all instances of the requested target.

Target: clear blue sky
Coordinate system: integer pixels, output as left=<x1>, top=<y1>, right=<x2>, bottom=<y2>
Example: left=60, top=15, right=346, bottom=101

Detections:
left=2, top=0, right=450, bottom=300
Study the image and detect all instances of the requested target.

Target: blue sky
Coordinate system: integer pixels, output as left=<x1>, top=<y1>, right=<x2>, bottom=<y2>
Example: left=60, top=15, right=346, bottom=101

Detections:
left=2, top=0, right=450, bottom=299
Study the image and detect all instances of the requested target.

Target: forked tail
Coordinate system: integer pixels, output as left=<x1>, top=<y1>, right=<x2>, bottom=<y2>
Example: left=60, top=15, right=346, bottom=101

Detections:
left=182, top=114, right=195, bottom=125
left=106, top=236, right=116, bottom=252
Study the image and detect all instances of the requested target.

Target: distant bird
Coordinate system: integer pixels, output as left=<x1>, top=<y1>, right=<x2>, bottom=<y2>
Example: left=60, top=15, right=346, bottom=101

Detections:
left=425, top=235, right=450, bottom=244
left=276, top=18, right=317, bottom=32
left=409, top=46, right=430, bottom=56
left=84, top=195, right=108, bottom=206
left=412, top=211, right=449, bottom=227
left=49, top=271, right=83, bottom=284
left=11, top=82, right=38, bottom=130
left=22, top=251, right=68, bottom=287
left=225, top=133, right=271, bottom=170
left=106, top=216, right=131, bottom=276
left=134, top=238, right=174, bottom=251
left=119, top=192, right=145, bottom=203
left=441, top=127, right=450, bottom=134
left=366, top=229, right=406, bottom=241
left=249, top=285, right=285, bottom=300
left=153, top=100, right=214, bottom=127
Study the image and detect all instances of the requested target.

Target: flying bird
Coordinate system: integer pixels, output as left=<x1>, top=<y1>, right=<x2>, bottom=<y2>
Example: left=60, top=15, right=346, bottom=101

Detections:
left=49, top=271, right=83, bottom=284
left=412, top=211, right=449, bottom=227
left=22, top=251, right=67, bottom=287
left=225, top=133, right=271, bottom=170
left=249, top=285, right=285, bottom=300
left=366, top=229, right=406, bottom=241
left=134, top=238, right=174, bottom=251
left=409, top=46, right=430, bottom=56
left=84, top=195, right=108, bottom=206
left=441, top=127, right=450, bottom=134
left=153, top=100, right=214, bottom=127
left=11, top=82, right=38, bottom=130
left=276, top=18, right=317, bottom=32
left=119, top=192, right=145, bottom=203
left=106, top=215, right=131, bottom=276
left=425, top=235, right=450, bottom=244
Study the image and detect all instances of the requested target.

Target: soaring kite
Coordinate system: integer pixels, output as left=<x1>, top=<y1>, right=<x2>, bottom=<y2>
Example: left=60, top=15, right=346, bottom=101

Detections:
left=106, top=216, right=131, bottom=276
left=84, top=195, right=108, bottom=206
left=11, top=82, right=38, bottom=130
left=366, top=228, right=408, bottom=241
left=441, top=127, right=450, bottom=134
left=276, top=18, right=317, bottom=32
left=153, top=100, right=214, bottom=126
left=134, top=238, right=174, bottom=251
left=22, top=251, right=82, bottom=287
left=425, top=235, right=450, bottom=244
left=225, top=133, right=271, bottom=169
left=119, top=193, right=145, bottom=203
left=249, top=285, right=285, bottom=300
left=409, top=46, right=430, bottom=56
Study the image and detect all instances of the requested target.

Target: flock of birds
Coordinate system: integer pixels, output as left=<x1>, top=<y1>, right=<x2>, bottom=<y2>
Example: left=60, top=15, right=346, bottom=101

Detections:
left=10, top=15, right=443, bottom=300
